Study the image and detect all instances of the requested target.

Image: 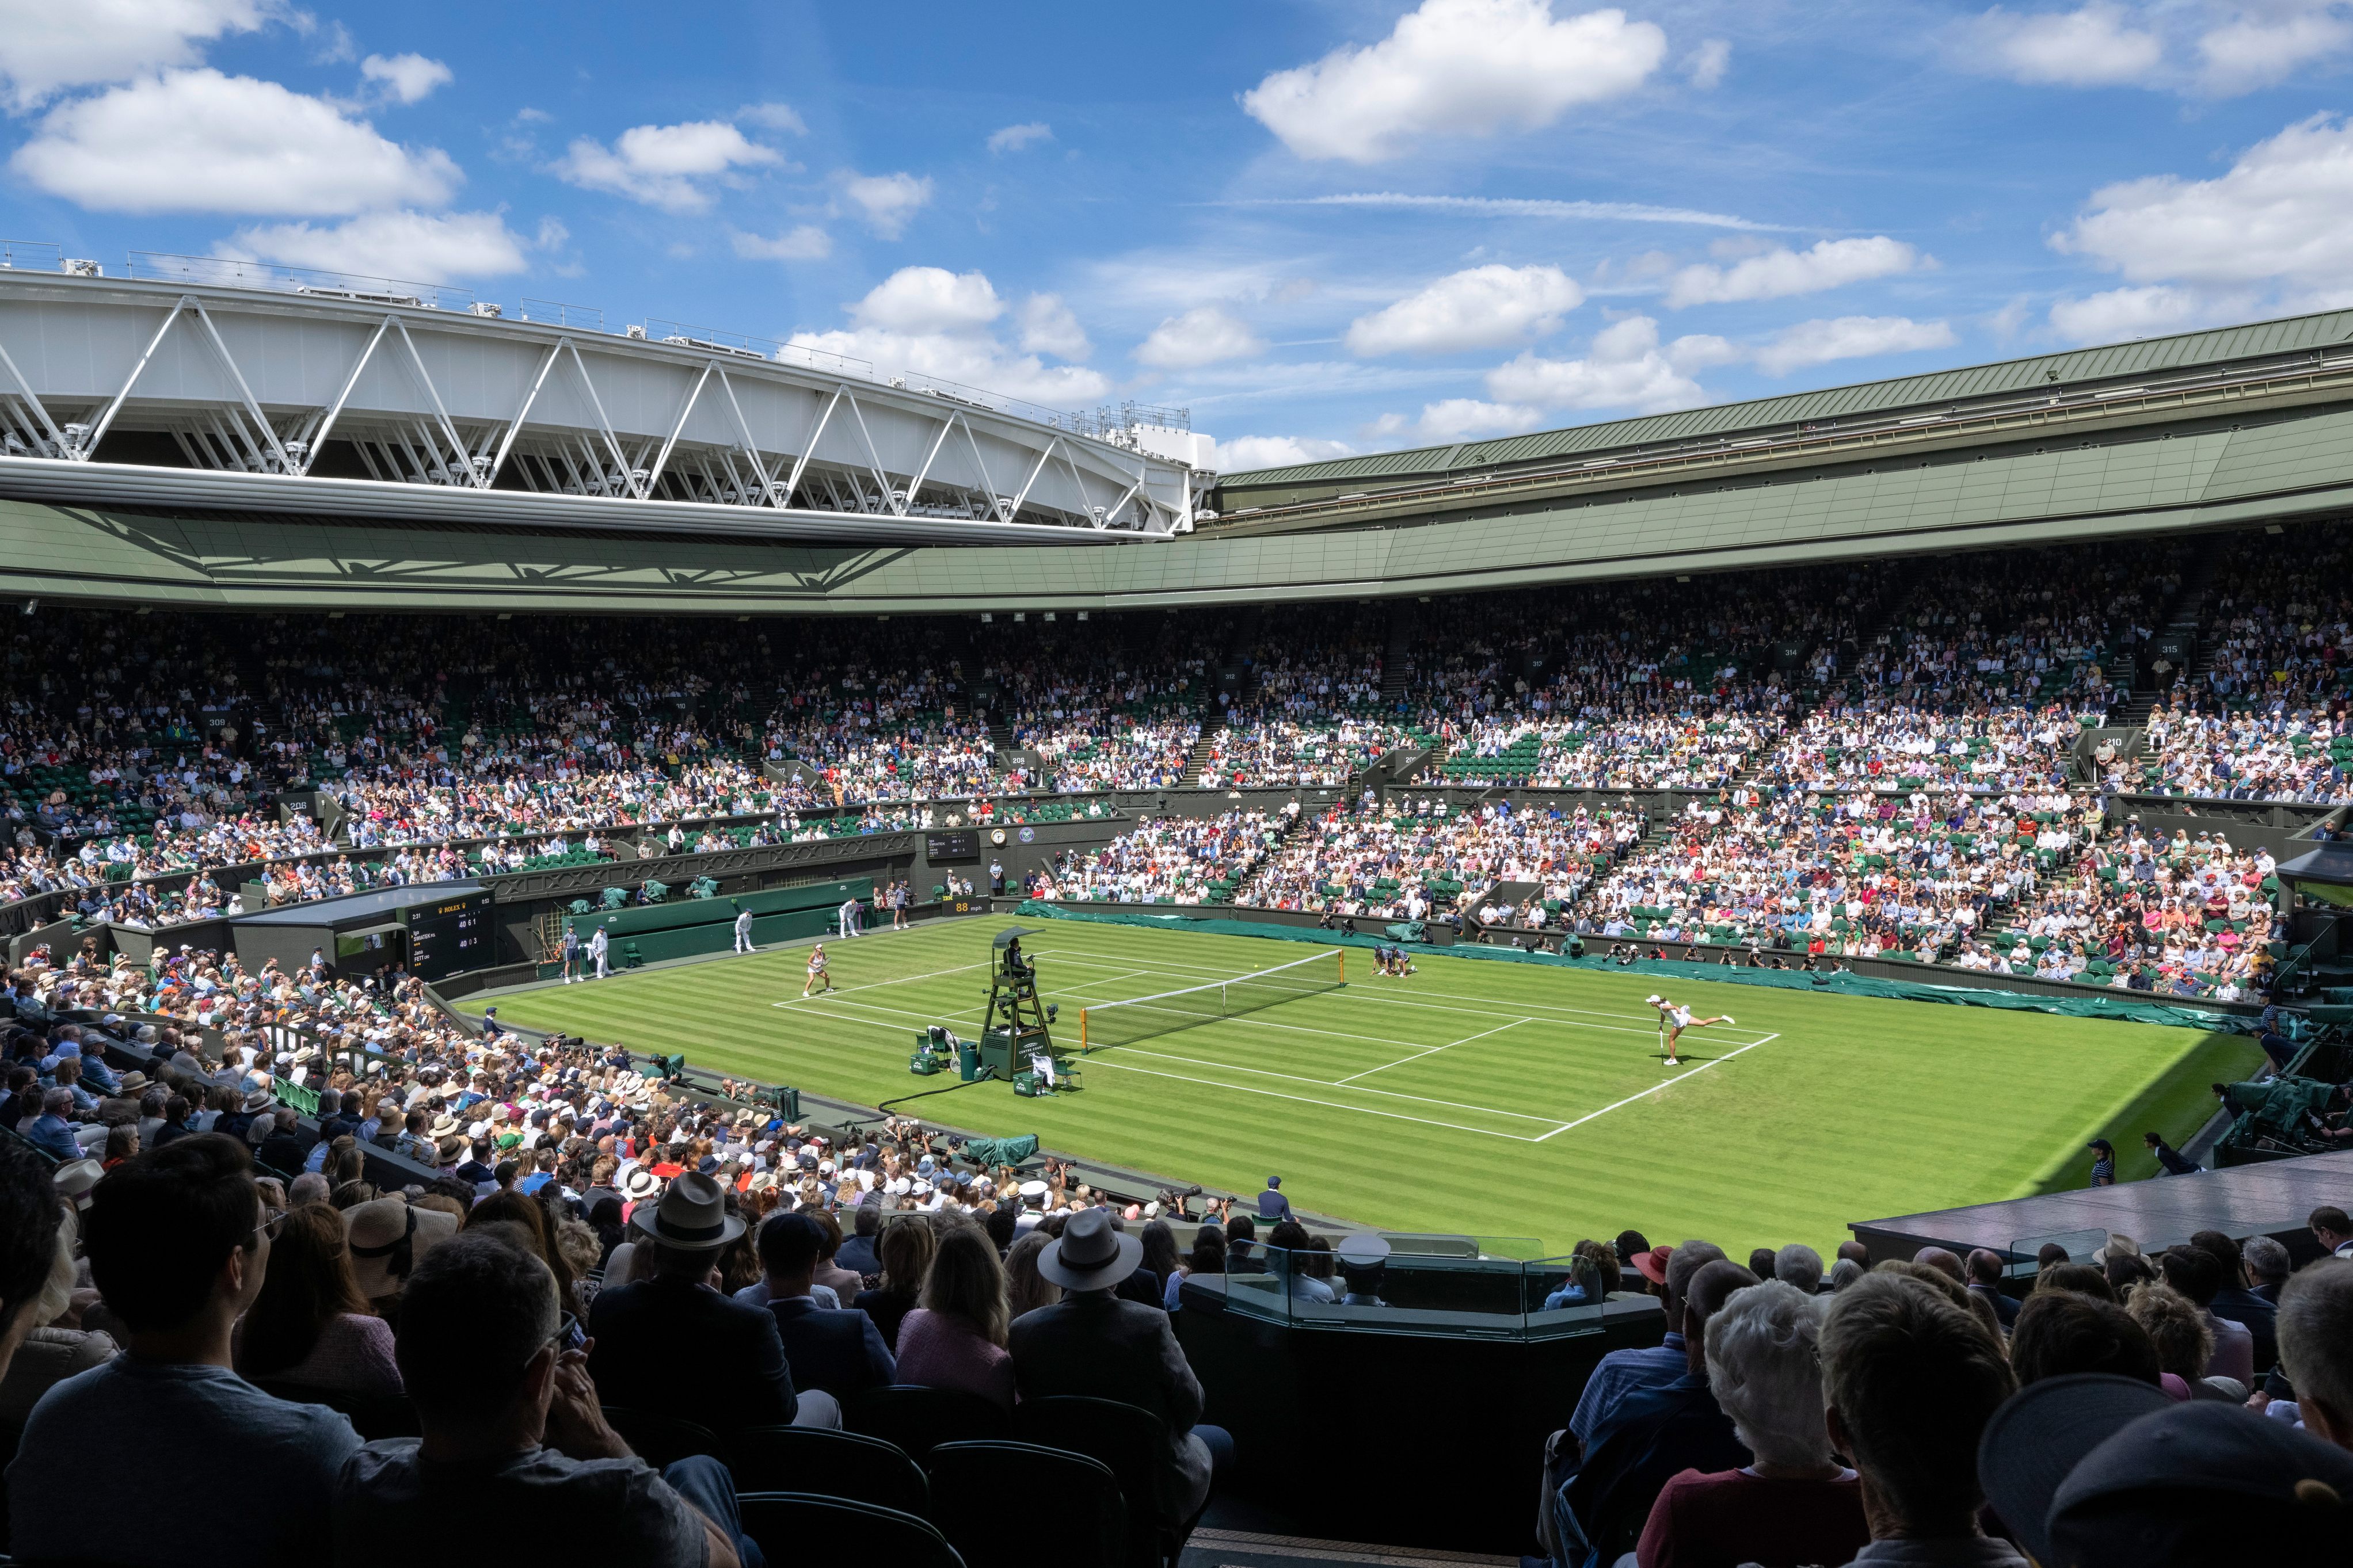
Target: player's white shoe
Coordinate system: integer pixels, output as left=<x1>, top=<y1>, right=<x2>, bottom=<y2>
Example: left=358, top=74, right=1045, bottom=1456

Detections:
left=1724, top=1016, right=1735, bottom=1025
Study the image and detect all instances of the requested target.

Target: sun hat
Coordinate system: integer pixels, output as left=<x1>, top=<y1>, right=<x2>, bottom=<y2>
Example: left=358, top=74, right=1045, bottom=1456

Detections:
left=52, top=1158, right=104, bottom=1210
left=1035, top=1206, right=1145, bottom=1291
left=1632, top=1243, right=1675, bottom=1287
left=2091, top=1231, right=2141, bottom=1266
left=620, top=1167, right=661, bottom=1201
left=1019, top=1178, right=1050, bottom=1200
left=631, top=1171, right=744, bottom=1253
left=239, top=1083, right=275, bottom=1113
left=344, top=1196, right=458, bottom=1299
left=2044, top=1399, right=2353, bottom=1566
left=1977, top=1374, right=2173, bottom=1566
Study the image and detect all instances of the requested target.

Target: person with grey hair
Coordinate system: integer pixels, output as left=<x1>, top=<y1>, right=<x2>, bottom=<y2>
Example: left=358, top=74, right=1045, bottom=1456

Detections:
left=2244, top=1234, right=2291, bottom=1303
left=1773, top=1242, right=1825, bottom=1295
left=1830, top=1257, right=1867, bottom=1292
left=2277, top=1258, right=2353, bottom=1452
left=1635, top=1279, right=1870, bottom=1568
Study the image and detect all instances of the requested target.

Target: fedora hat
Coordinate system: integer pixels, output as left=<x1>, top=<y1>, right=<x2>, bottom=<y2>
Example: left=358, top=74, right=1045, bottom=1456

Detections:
left=241, top=1083, right=275, bottom=1113
left=631, top=1171, right=744, bottom=1253
left=115, top=1070, right=150, bottom=1094
left=2091, top=1232, right=2141, bottom=1267
left=53, top=1158, right=104, bottom=1209
left=1035, top=1206, right=1144, bottom=1291
left=621, top=1167, right=662, bottom=1201
left=344, top=1196, right=458, bottom=1300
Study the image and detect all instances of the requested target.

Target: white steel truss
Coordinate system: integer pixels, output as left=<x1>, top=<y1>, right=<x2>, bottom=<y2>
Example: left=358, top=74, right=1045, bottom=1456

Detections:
left=0, top=279, right=1187, bottom=537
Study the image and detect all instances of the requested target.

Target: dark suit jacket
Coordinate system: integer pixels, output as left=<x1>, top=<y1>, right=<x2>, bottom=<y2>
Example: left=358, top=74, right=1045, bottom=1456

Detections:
left=589, top=1274, right=798, bottom=1430
left=2209, top=1284, right=2279, bottom=1372
left=768, top=1294, right=896, bottom=1399
left=256, top=1130, right=310, bottom=1173
left=1969, top=1281, right=2021, bottom=1328
left=1009, top=1289, right=1208, bottom=1513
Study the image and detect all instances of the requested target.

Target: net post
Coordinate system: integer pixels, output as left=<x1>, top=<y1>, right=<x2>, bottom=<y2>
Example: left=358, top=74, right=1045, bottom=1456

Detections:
left=1337, top=950, right=1345, bottom=984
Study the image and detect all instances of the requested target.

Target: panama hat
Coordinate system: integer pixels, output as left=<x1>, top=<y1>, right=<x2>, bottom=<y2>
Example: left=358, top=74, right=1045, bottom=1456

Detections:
left=630, top=1171, right=744, bottom=1253
left=621, top=1166, right=662, bottom=1201
left=344, top=1196, right=458, bottom=1300
left=52, top=1158, right=104, bottom=1210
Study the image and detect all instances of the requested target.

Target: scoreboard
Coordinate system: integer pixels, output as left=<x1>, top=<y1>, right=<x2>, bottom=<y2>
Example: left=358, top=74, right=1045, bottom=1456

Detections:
left=405, top=890, right=494, bottom=981
left=926, top=830, right=978, bottom=860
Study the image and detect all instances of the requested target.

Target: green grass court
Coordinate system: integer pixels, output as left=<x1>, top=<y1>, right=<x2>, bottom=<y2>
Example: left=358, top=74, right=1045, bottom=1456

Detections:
left=486, top=919, right=2262, bottom=1258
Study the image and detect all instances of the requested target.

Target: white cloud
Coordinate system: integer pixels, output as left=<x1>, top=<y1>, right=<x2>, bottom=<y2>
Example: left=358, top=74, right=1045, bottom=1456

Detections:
left=790, top=265, right=1110, bottom=407
left=1372, top=398, right=1548, bottom=442
left=1246, top=191, right=1784, bottom=230
left=842, top=171, right=934, bottom=238
left=1136, top=306, right=1265, bottom=369
left=1344, top=264, right=1584, bottom=356
left=737, top=101, right=808, bottom=133
left=1686, top=37, right=1731, bottom=89
left=1750, top=315, right=1957, bottom=375
left=1215, top=434, right=1356, bottom=471
left=785, top=269, right=1103, bottom=402
left=555, top=120, right=783, bottom=213
left=987, top=121, right=1053, bottom=153
left=2198, top=6, right=2353, bottom=95
left=0, top=0, right=270, bottom=111
left=1242, top=0, right=1666, bottom=163
left=2046, top=284, right=2237, bottom=342
left=1663, top=235, right=1924, bottom=307
left=1016, top=293, right=1091, bottom=360
left=2054, top=113, right=2353, bottom=298
left=732, top=225, right=832, bottom=261
left=360, top=52, right=451, bottom=105
left=1962, top=4, right=2164, bottom=87
left=222, top=209, right=529, bottom=279
left=1484, top=315, right=1711, bottom=413
left=850, top=267, right=1004, bottom=333
left=10, top=68, right=459, bottom=215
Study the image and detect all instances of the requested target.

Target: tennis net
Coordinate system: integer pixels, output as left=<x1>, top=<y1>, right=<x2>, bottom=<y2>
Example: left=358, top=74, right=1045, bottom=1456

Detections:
left=1077, top=949, right=1346, bottom=1051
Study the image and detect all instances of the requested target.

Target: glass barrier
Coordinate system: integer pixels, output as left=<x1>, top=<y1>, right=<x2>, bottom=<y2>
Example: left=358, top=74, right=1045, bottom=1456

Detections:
left=1208, top=1239, right=1613, bottom=1340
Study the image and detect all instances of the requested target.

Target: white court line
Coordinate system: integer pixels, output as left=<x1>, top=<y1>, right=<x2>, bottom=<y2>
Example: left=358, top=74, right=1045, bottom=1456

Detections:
left=1080, top=1056, right=1566, bottom=1142
left=1113, top=1044, right=1567, bottom=1125
left=1530, top=1032, right=1781, bottom=1142
left=1035, top=944, right=1660, bottom=1024
left=1335, top=1017, right=1531, bottom=1084
left=770, top=957, right=996, bottom=1004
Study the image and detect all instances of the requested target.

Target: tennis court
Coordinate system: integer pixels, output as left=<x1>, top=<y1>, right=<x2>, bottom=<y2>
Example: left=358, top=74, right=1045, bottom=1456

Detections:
left=485, top=917, right=2261, bottom=1254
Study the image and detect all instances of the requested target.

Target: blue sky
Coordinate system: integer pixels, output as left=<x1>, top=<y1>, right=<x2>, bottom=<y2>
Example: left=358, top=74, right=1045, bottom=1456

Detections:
left=6, top=2, right=2353, bottom=471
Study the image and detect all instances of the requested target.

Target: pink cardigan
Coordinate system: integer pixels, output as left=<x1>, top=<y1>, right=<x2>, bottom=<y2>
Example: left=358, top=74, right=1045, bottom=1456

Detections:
left=892, top=1307, right=1015, bottom=1409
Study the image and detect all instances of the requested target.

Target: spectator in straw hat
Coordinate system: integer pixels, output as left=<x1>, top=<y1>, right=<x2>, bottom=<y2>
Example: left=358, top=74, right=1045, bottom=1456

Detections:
left=589, top=1172, right=826, bottom=1432
left=1010, top=1206, right=1232, bottom=1518
left=344, top=1194, right=459, bottom=1318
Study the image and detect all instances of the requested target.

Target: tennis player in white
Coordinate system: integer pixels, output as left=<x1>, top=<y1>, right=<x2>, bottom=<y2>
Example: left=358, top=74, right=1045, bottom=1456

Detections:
left=802, top=942, right=833, bottom=997
left=1645, top=993, right=1733, bottom=1067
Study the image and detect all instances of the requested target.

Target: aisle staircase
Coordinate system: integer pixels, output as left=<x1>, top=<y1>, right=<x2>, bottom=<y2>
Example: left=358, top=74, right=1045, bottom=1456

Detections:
left=1181, top=711, right=1228, bottom=787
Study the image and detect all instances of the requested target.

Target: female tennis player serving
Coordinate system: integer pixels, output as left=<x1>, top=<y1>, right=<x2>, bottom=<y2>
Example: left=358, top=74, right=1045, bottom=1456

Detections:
left=1644, top=993, right=1732, bottom=1067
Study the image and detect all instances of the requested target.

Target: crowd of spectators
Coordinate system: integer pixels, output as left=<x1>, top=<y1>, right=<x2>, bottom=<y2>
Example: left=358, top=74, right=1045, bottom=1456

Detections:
left=1407, top=564, right=1890, bottom=790
left=1533, top=1220, right=2353, bottom=1568
left=1041, top=807, right=1289, bottom=903
left=1233, top=795, right=1641, bottom=928
left=2135, top=523, right=2353, bottom=800
left=1566, top=787, right=2275, bottom=995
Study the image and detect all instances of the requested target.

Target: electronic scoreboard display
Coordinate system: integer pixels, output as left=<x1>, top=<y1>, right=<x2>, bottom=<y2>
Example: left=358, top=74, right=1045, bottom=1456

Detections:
left=926, top=831, right=978, bottom=860
left=404, top=891, right=493, bottom=982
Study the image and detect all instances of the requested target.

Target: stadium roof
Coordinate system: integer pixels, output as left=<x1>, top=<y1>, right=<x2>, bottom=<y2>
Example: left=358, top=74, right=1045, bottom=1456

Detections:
left=1219, top=307, right=2353, bottom=490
